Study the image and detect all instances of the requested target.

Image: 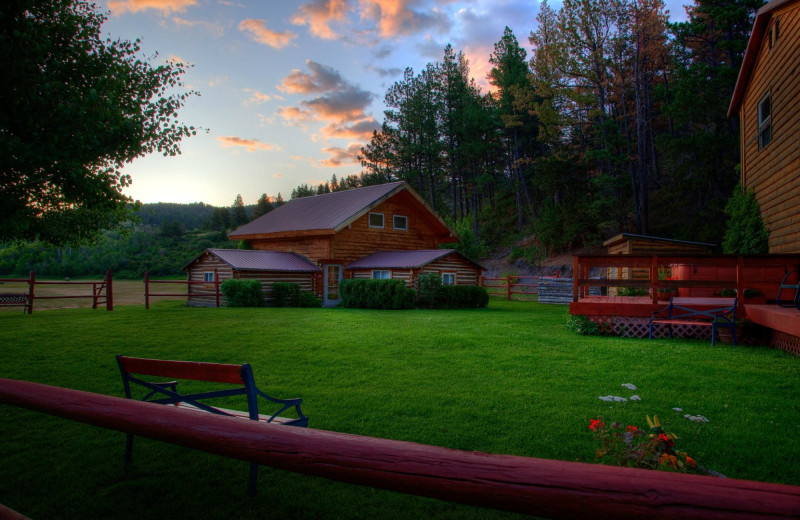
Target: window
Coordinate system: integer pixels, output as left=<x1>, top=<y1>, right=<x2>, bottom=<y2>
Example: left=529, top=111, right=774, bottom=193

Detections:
left=758, top=92, right=771, bottom=150
left=393, top=215, right=408, bottom=230
left=369, top=212, right=384, bottom=228
left=203, top=271, right=215, bottom=282
left=372, top=270, right=391, bottom=279
left=442, top=272, right=456, bottom=285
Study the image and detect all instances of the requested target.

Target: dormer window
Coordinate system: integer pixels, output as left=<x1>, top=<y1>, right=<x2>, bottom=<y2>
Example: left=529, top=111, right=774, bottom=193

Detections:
left=758, top=92, right=771, bottom=150
left=369, top=212, right=384, bottom=228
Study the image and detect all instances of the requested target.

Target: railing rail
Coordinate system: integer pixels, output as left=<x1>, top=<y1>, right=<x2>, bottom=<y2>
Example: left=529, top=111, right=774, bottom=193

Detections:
left=0, top=271, right=113, bottom=313
left=1, top=378, right=798, bottom=519
left=480, top=276, right=539, bottom=300
left=572, top=254, right=800, bottom=308
left=144, top=271, right=220, bottom=309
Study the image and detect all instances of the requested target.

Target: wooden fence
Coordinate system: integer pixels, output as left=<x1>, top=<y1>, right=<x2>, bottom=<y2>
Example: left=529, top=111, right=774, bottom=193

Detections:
left=0, top=271, right=113, bottom=313
left=481, top=276, right=539, bottom=300
left=144, top=271, right=219, bottom=309
left=1, top=378, right=798, bottom=519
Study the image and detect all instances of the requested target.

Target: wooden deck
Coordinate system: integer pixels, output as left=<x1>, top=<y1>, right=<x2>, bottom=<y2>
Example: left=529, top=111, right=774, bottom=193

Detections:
left=745, top=304, right=800, bottom=337
left=570, top=296, right=667, bottom=318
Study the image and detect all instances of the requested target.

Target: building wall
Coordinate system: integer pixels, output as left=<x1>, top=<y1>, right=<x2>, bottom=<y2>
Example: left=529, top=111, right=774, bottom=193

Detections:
left=331, top=192, right=455, bottom=265
left=740, top=2, right=800, bottom=253
left=419, top=254, right=481, bottom=285
left=248, top=236, right=331, bottom=263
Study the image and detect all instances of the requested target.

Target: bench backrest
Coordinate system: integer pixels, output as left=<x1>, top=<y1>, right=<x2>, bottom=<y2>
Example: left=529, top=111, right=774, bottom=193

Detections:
left=116, top=355, right=260, bottom=420
left=668, top=297, right=737, bottom=320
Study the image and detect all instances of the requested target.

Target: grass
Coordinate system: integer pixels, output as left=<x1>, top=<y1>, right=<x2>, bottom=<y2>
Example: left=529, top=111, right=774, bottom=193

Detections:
left=1, top=300, right=799, bottom=519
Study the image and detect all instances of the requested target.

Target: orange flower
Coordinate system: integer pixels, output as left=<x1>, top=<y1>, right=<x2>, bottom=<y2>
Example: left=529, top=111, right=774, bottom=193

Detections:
left=685, top=456, right=697, bottom=468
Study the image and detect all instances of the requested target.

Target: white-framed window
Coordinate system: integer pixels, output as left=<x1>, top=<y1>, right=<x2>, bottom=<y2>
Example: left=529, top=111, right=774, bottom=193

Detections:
left=442, top=272, right=456, bottom=285
left=203, top=271, right=215, bottom=282
left=393, top=215, right=408, bottom=230
left=372, top=270, right=391, bottom=280
left=758, top=92, right=771, bottom=150
left=369, top=212, right=384, bottom=228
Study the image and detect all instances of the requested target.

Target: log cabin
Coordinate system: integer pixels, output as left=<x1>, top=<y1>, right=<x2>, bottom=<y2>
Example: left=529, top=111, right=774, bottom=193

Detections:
left=729, top=0, right=800, bottom=253
left=211, top=181, right=483, bottom=306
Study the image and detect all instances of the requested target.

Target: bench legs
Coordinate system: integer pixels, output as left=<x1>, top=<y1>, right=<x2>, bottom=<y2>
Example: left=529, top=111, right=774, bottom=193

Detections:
left=248, top=464, right=258, bottom=497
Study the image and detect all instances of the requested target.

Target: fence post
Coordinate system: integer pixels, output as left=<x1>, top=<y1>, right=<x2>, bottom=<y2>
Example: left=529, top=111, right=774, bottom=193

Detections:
left=144, top=272, right=150, bottom=310
left=106, top=271, right=113, bottom=311
left=27, top=271, right=35, bottom=314
left=92, top=283, right=98, bottom=309
left=506, top=276, right=511, bottom=301
left=572, top=257, right=579, bottom=302
left=214, top=269, right=220, bottom=308
left=650, top=256, right=659, bottom=304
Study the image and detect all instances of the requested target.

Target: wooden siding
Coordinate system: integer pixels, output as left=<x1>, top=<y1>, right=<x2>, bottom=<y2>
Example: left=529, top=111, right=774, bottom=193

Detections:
left=419, top=255, right=481, bottom=285
left=248, top=236, right=330, bottom=263
left=186, top=252, right=233, bottom=307
left=185, top=251, right=315, bottom=306
left=350, top=269, right=414, bottom=285
left=740, top=2, right=800, bottom=253
left=331, top=191, right=456, bottom=265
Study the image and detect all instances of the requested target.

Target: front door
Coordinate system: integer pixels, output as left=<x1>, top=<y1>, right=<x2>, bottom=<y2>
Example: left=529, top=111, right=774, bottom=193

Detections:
left=323, top=264, right=343, bottom=307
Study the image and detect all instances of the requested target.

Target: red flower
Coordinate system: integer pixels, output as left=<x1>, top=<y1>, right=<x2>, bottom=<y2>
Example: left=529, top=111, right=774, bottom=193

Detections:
left=626, top=425, right=638, bottom=432
left=589, top=419, right=605, bottom=431
left=658, top=433, right=669, bottom=442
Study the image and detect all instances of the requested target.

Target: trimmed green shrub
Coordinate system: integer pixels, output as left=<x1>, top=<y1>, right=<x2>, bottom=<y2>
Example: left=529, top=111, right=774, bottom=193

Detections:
left=340, top=279, right=415, bottom=309
left=722, top=183, right=769, bottom=254
left=221, top=278, right=263, bottom=307
left=271, top=282, right=321, bottom=307
left=416, top=272, right=488, bottom=309
left=272, top=282, right=301, bottom=307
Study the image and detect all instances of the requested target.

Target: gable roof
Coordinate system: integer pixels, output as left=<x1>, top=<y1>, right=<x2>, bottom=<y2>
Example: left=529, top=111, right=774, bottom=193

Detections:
left=728, top=0, right=797, bottom=117
left=346, top=249, right=484, bottom=270
left=228, top=181, right=455, bottom=240
left=184, top=248, right=320, bottom=272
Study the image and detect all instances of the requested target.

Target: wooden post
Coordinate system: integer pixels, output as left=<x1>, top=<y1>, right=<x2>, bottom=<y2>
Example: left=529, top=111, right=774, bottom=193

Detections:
left=106, top=271, right=113, bottom=311
left=214, top=269, right=220, bottom=308
left=572, top=256, right=579, bottom=302
left=144, top=272, right=150, bottom=310
left=1, top=378, right=799, bottom=520
left=27, top=271, right=35, bottom=314
left=736, top=256, right=745, bottom=318
left=651, top=256, right=659, bottom=305
left=506, top=276, right=512, bottom=301
left=92, top=282, right=98, bottom=309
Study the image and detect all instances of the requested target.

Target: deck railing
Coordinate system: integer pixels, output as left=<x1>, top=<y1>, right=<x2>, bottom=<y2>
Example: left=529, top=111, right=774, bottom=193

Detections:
left=572, top=254, right=800, bottom=306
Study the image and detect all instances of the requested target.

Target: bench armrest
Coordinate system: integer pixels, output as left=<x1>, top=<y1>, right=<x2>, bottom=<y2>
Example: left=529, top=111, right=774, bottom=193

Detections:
left=650, top=304, right=672, bottom=320
left=255, top=389, right=307, bottom=425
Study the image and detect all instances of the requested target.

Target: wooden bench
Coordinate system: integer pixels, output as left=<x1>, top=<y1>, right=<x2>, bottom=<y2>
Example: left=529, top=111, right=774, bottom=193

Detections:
left=0, top=293, right=28, bottom=313
left=116, top=354, right=308, bottom=495
left=648, top=297, right=737, bottom=346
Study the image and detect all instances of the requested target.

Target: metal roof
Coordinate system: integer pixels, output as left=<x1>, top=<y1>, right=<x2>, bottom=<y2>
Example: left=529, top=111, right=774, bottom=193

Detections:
left=185, top=248, right=320, bottom=272
left=346, top=249, right=484, bottom=270
left=228, top=182, right=409, bottom=238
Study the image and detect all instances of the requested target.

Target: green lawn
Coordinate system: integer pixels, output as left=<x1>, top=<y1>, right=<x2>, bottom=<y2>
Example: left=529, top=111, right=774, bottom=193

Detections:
left=1, top=300, right=799, bottom=519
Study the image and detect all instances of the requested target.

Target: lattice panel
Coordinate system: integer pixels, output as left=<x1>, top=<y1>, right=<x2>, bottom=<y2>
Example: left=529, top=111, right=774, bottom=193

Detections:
left=586, top=316, right=713, bottom=340
left=770, top=330, right=800, bottom=357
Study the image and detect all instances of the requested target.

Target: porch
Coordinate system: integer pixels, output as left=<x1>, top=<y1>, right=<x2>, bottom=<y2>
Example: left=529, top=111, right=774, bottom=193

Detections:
left=569, top=254, right=800, bottom=356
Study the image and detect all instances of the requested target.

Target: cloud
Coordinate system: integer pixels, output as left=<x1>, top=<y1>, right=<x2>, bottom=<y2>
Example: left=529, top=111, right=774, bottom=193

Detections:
left=278, top=106, right=315, bottom=126
left=108, top=0, right=196, bottom=14
left=291, top=0, right=350, bottom=39
left=358, top=0, right=451, bottom=38
left=320, top=118, right=381, bottom=140
left=278, top=60, right=346, bottom=94
left=320, top=143, right=364, bottom=167
left=171, top=16, right=225, bottom=37
left=302, top=89, right=374, bottom=124
left=238, top=19, right=297, bottom=48
left=217, top=136, right=279, bottom=152
left=243, top=88, right=271, bottom=106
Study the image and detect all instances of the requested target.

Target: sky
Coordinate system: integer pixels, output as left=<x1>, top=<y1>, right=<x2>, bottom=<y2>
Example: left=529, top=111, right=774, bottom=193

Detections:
left=100, top=0, right=690, bottom=207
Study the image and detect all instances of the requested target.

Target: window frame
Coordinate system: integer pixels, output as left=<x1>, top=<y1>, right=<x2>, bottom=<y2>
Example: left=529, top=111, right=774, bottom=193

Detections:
left=203, top=271, right=215, bottom=283
left=441, top=272, right=456, bottom=286
left=393, top=214, right=408, bottom=231
left=758, top=92, right=772, bottom=150
left=368, top=212, right=385, bottom=228
left=372, top=270, right=391, bottom=280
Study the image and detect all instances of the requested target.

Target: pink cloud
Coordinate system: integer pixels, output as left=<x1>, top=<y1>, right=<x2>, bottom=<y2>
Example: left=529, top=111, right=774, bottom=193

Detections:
left=320, top=143, right=363, bottom=167
left=171, top=16, right=225, bottom=37
left=291, top=0, right=350, bottom=39
left=278, top=61, right=345, bottom=94
left=320, top=118, right=381, bottom=140
left=108, top=0, right=196, bottom=14
left=358, top=0, right=449, bottom=38
left=238, top=19, right=297, bottom=48
left=217, top=136, right=278, bottom=152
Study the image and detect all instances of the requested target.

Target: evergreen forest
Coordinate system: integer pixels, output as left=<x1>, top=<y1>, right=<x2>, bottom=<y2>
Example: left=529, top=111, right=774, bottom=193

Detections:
left=0, top=0, right=765, bottom=278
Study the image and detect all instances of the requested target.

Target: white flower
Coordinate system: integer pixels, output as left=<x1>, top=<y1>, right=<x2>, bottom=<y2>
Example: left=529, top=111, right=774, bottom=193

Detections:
left=630, top=395, right=641, bottom=401
left=621, top=383, right=637, bottom=390
left=684, top=414, right=709, bottom=423
left=673, top=407, right=683, bottom=412
left=613, top=396, right=627, bottom=402
left=599, top=396, right=614, bottom=402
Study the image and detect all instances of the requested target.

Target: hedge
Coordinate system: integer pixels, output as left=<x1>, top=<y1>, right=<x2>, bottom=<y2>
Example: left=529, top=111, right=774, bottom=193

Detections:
left=339, top=279, right=416, bottom=310
left=221, top=279, right=263, bottom=307
left=271, top=282, right=321, bottom=307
